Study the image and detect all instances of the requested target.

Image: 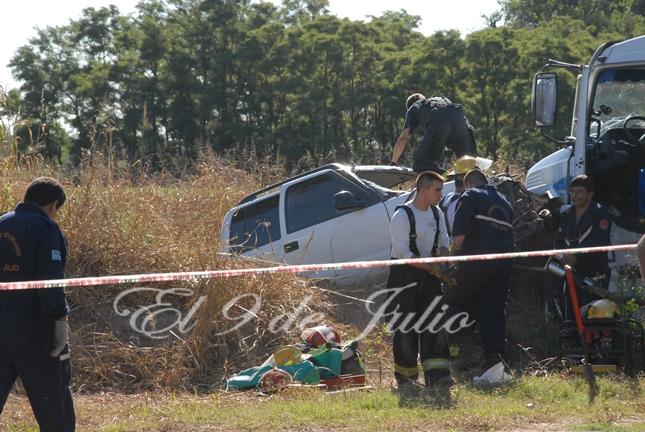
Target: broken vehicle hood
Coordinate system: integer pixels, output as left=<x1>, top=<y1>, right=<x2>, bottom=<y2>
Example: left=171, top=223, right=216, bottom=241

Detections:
left=351, top=165, right=417, bottom=189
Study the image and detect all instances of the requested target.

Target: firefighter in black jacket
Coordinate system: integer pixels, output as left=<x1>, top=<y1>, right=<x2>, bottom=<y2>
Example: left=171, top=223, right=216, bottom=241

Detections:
left=0, top=177, right=75, bottom=432
left=391, top=93, right=476, bottom=172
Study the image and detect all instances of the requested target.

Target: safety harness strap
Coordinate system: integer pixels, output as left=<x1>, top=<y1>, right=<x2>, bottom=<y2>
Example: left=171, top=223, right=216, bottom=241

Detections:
left=563, top=225, right=593, bottom=247
left=396, top=204, right=441, bottom=257
left=396, top=205, right=420, bottom=257
left=442, top=193, right=461, bottom=236
left=431, top=205, right=440, bottom=257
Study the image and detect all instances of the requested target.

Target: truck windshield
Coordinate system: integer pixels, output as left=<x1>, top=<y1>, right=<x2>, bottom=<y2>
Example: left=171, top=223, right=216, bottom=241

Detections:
left=588, top=68, right=645, bottom=233
left=591, top=68, right=645, bottom=135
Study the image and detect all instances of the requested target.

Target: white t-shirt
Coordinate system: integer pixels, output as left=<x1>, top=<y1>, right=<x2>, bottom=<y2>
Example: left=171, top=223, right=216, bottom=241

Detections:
left=445, top=192, right=462, bottom=234
left=390, top=203, right=450, bottom=259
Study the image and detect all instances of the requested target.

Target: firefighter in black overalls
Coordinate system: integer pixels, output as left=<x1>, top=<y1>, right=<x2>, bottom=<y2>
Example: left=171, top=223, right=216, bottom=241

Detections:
left=391, top=93, right=476, bottom=172
left=386, top=171, right=452, bottom=388
left=554, top=175, right=613, bottom=315
left=446, top=169, right=515, bottom=374
left=0, top=177, right=75, bottom=432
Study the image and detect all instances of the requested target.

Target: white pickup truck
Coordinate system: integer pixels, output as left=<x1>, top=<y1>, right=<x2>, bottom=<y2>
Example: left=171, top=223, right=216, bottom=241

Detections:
left=220, top=164, right=420, bottom=286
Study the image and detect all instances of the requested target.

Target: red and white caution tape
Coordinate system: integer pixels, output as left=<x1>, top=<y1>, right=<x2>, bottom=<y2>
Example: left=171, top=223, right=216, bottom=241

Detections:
left=0, top=244, right=637, bottom=291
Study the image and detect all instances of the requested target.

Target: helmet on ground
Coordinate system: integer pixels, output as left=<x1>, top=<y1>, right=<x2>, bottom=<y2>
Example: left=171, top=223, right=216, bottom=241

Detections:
left=301, top=325, right=341, bottom=347
left=271, top=345, right=303, bottom=366
left=259, top=368, right=293, bottom=390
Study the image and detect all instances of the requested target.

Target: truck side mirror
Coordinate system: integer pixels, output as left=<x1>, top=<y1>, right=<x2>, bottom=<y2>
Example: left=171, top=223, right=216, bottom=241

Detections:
left=532, top=72, right=558, bottom=128
left=333, top=191, right=367, bottom=211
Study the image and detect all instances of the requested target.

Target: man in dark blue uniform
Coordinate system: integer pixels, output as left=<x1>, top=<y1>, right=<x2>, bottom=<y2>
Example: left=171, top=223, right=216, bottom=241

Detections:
left=0, top=177, right=75, bottom=432
left=391, top=93, right=476, bottom=173
left=554, top=175, right=613, bottom=311
left=446, top=169, right=515, bottom=377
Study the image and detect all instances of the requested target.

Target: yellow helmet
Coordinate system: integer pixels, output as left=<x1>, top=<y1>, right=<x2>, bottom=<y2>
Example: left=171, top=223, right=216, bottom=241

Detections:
left=446, top=156, right=493, bottom=177
left=585, top=299, right=619, bottom=319
left=270, top=345, right=302, bottom=366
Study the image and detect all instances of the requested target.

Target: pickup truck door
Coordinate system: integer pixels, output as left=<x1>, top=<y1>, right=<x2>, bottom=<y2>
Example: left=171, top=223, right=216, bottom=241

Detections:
left=280, top=169, right=390, bottom=283
left=328, top=201, right=392, bottom=285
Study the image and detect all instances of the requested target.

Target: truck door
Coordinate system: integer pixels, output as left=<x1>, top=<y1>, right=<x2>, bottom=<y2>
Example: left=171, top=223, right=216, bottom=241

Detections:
left=280, top=169, right=390, bottom=284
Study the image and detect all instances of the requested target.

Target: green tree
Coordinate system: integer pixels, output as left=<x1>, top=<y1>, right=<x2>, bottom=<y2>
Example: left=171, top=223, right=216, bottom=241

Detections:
left=501, top=0, right=645, bottom=33
left=462, top=28, right=520, bottom=159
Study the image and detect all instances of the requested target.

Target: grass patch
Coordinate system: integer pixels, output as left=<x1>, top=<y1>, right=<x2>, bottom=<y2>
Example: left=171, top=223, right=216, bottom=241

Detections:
left=114, top=376, right=645, bottom=431
left=5, top=375, right=642, bottom=431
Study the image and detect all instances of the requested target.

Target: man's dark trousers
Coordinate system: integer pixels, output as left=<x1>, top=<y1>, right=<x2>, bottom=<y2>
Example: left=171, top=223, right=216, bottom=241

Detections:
left=412, top=104, right=474, bottom=173
left=0, top=320, right=75, bottom=432
left=387, top=264, right=450, bottom=383
left=443, top=260, right=512, bottom=358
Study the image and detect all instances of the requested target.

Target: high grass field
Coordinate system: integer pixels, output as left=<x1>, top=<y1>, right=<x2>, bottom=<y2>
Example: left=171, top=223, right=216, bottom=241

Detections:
left=1, top=155, right=644, bottom=431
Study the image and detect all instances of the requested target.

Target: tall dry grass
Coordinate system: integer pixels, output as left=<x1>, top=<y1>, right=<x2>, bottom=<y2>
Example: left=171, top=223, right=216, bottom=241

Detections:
left=1, top=153, right=330, bottom=392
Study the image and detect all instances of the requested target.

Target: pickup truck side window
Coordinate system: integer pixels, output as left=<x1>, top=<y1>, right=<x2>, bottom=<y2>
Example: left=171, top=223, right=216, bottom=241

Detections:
left=286, top=172, right=373, bottom=234
left=229, top=195, right=281, bottom=253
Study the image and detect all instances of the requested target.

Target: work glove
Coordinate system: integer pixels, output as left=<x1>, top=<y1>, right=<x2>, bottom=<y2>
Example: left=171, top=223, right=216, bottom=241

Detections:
left=430, top=263, right=456, bottom=289
left=50, top=316, right=69, bottom=358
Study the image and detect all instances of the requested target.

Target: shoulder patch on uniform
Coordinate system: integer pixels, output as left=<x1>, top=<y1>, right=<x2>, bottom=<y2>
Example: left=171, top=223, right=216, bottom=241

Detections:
left=52, top=250, right=62, bottom=261
left=599, top=219, right=610, bottom=230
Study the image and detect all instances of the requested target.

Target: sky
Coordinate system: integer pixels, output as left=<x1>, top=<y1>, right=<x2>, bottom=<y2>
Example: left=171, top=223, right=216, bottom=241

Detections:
left=0, top=0, right=501, bottom=89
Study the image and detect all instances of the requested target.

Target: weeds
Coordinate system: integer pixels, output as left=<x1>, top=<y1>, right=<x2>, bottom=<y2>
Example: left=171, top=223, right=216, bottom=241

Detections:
left=1, top=152, right=330, bottom=392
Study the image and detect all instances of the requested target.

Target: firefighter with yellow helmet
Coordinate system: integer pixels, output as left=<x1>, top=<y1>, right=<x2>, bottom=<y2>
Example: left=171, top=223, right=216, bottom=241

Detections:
left=439, top=156, right=492, bottom=235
